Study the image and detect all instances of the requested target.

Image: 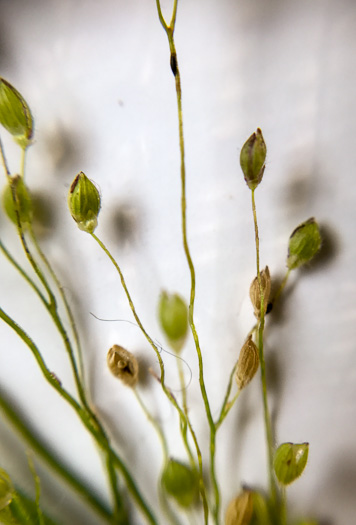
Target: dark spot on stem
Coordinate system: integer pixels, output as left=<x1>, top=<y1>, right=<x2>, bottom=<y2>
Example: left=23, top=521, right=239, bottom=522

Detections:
left=170, top=53, right=178, bottom=76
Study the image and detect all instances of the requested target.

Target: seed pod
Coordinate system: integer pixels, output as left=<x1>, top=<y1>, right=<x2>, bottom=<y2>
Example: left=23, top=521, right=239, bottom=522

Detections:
left=107, top=345, right=139, bottom=388
left=240, top=128, right=266, bottom=190
left=161, top=458, right=199, bottom=508
left=2, top=175, right=33, bottom=227
left=287, top=218, right=321, bottom=270
left=158, top=291, right=188, bottom=353
left=251, top=491, right=271, bottom=525
left=0, top=77, right=33, bottom=149
left=249, top=266, right=271, bottom=319
left=225, top=489, right=253, bottom=525
left=68, top=172, right=101, bottom=233
left=235, top=336, right=259, bottom=391
left=273, top=442, right=309, bottom=486
left=0, top=468, right=14, bottom=511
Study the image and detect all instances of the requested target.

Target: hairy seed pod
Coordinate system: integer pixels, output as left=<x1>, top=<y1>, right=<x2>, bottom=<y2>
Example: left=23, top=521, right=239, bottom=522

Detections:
left=68, top=172, right=101, bottom=233
left=249, top=266, right=271, bottom=319
left=235, top=336, right=259, bottom=391
left=225, top=489, right=253, bottom=525
left=0, top=77, right=33, bottom=149
left=2, top=174, right=33, bottom=227
left=107, top=345, right=139, bottom=388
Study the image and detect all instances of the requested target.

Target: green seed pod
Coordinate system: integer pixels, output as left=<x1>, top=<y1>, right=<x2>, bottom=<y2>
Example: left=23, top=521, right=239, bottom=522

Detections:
left=225, top=489, right=253, bottom=525
left=107, top=345, right=139, bottom=388
left=235, top=336, right=260, bottom=391
left=0, top=77, right=33, bottom=149
left=0, top=468, right=14, bottom=511
left=249, top=266, right=271, bottom=319
left=68, top=172, right=101, bottom=233
left=2, top=175, right=33, bottom=227
left=158, top=291, right=188, bottom=353
left=287, top=218, right=321, bottom=270
left=251, top=491, right=272, bottom=525
left=161, top=459, right=199, bottom=508
left=240, top=128, right=266, bottom=190
left=273, top=442, right=309, bottom=486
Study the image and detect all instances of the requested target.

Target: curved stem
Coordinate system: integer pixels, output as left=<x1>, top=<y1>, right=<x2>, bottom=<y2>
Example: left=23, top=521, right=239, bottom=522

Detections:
left=28, top=225, right=85, bottom=386
left=154, top=2, right=216, bottom=521
left=90, top=233, right=196, bottom=480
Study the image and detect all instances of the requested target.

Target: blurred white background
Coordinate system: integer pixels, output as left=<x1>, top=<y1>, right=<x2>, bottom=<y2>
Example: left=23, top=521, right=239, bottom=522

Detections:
left=0, top=0, right=355, bottom=523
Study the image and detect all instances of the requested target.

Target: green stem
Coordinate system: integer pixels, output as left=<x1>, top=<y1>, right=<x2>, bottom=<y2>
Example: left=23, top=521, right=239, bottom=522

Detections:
left=26, top=453, right=45, bottom=525
left=20, top=147, right=26, bottom=178
left=0, top=240, right=48, bottom=305
left=177, top=357, right=209, bottom=521
left=0, top=134, right=11, bottom=176
left=28, top=225, right=85, bottom=387
left=154, top=2, right=217, bottom=521
left=134, top=387, right=169, bottom=462
left=251, top=189, right=276, bottom=504
left=0, top=240, right=124, bottom=517
left=0, top=307, right=157, bottom=525
left=90, top=232, right=197, bottom=470
left=271, top=269, right=291, bottom=308
left=215, top=359, right=240, bottom=430
left=280, top=486, right=287, bottom=525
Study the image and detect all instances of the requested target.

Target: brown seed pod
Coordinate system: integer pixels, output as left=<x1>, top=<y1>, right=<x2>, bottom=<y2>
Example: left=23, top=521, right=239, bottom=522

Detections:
left=235, top=336, right=260, bottom=391
left=107, top=345, right=139, bottom=388
left=225, top=489, right=253, bottom=525
left=249, top=266, right=271, bottom=319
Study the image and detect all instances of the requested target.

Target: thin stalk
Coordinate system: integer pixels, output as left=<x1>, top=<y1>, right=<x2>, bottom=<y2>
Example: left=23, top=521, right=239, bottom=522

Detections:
left=26, top=453, right=45, bottom=525
left=177, top=357, right=209, bottom=521
left=215, top=359, right=240, bottom=430
left=251, top=189, right=276, bottom=504
left=90, top=233, right=196, bottom=483
left=134, top=387, right=169, bottom=462
left=0, top=240, right=122, bottom=513
left=28, top=225, right=85, bottom=385
left=20, top=147, right=26, bottom=178
left=154, top=3, right=218, bottom=520
left=0, top=391, right=113, bottom=522
left=280, top=487, right=287, bottom=525
left=0, top=307, right=158, bottom=525
left=0, top=240, right=48, bottom=305
left=271, top=268, right=291, bottom=308
left=0, top=134, right=11, bottom=176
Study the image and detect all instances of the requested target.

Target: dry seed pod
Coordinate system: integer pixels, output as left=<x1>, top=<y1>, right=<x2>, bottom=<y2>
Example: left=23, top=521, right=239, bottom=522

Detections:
left=225, top=489, right=253, bottom=525
left=235, top=336, right=259, bottom=391
left=240, top=128, right=266, bottom=191
left=107, top=345, right=139, bottom=388
left=249, top=266, right=271, bottom=319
